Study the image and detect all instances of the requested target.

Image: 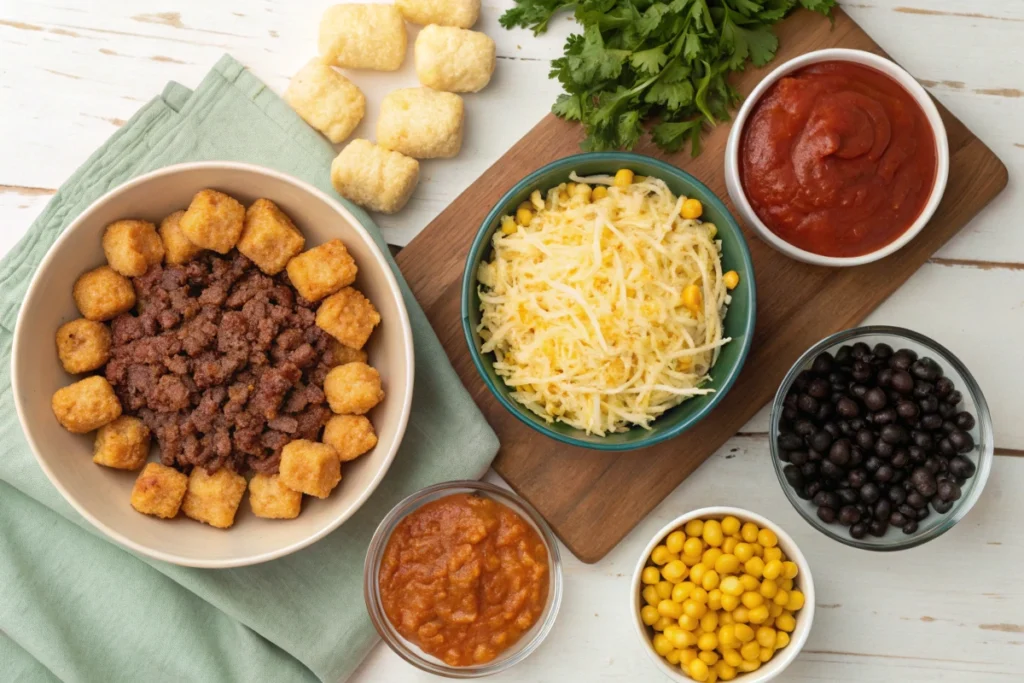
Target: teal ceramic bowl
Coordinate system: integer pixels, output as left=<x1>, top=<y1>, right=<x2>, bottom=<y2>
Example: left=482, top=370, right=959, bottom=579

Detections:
left=461, top=152, right=756, bottom=451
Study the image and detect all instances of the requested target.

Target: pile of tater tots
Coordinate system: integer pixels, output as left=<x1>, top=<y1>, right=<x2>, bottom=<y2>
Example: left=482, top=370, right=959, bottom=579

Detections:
left=284, top=1, right=496, bottom=214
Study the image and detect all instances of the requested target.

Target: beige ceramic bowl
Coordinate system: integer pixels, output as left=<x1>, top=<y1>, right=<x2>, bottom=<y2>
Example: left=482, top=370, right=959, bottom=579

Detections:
left=11, top=162, right=414, bottom=568
left=631, top=507, right=815, bottom=683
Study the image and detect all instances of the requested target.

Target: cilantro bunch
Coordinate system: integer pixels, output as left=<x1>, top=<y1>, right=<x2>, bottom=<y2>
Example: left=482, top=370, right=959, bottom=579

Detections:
left=500, top=0, right=836, bottom=155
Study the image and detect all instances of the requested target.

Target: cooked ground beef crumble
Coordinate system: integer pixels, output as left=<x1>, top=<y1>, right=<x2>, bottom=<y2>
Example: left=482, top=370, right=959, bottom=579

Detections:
left=105, top=252, right=340, bottom=475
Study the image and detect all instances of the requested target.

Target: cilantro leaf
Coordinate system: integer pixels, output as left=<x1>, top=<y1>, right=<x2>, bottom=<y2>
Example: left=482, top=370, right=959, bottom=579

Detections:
left=652, top=118, right=704, bottom=155
left=499, top=0, right=577, bottom=34
left=800, top=0, right=837, bottom=15
left=552, top=94, right=584, bottom=121
left=630, top=44, right=670, bottom=74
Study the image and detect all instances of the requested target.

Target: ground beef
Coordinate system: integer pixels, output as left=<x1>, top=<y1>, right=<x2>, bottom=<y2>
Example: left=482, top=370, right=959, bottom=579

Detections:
left=107, top=252, right=342, bottom=475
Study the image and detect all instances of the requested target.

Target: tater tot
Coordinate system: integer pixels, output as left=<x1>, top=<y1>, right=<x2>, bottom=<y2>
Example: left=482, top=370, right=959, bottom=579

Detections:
left=56, top=318, right=111, bottom=374
left=322, top=414, right=378, bottom=461
left=102, top=220, right=164, bottom=277
left=324, top=362, right=384, bottom=415
left=397, top=0, right=479, bottom=28
left=51, top=376, right=122, bottom=434
left=159, top=210, right=203, bottom=265
left=180, top=189, right=245, bottom=254
left=318, top=4, right=407, bottom=72
left=377, top=87, right=465, bottom=159
left=73, top=266, right=136, bottom=322
left=315, top=286, right=381, bottom=350
left=285, top=60, right=366, bottom=144
left=330, top=139, right=419, bottom=214
left=414, top=25, right=495, bottom=93
left=237, top=198, right=305, bottom=275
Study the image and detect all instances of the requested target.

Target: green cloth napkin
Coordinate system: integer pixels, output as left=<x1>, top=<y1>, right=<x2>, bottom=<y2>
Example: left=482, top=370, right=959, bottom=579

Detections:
left=0, top=55, right=499, bottom=683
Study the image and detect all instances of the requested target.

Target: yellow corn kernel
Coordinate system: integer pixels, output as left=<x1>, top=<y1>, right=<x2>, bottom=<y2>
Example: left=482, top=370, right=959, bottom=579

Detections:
left=641, top=605, right=660, bottom=625
left=769, top=602, right=784, bottom=618
left=672, top=582, right=695, bottom=603
left=697, top=632, right=718, bottom=652
left=682, top=284, right=702, bottom=315
left=748, top=605, right=770, bottom=625
left=666, top=531, right=686, bottom=554
left=760, top=579, right=778, bottom=599
left=681, top=198, right=704, bottom=219
left=722, top=270, right=740, bottom=290
left=666, top=649, right=682, bottom=665
left=715, top=554, right=740, bottom=575
left=762, top=559, right=783, bottom=581
left=733, top=543, right=754, bottom=563
left=722, top=537, right=739, bottom=554
left=757, top=529, right=778, bottom=548
left=680, top=648, right=699, bottom=665
left=740, top=523, right=759, bottom=543
left=738, top=659, right=761, bottom=673
left=592, top=185, right=609, bottom=200
left=683, top=537, right=704, bottom=557
left=516, top=207, right=533, bottom=226
left=685, top=519, right=705, bottom=537
left=702, top=547, right=723, bottom=568
left=776, top=631, right=790, bottom=649
left=740, top=640, right=760, bottom=662
left=642, top=566, right=661, bottom=585
left=763, top=547, right=783, bottom=564
left=745, top=557, right=765, bottom=579
left=732, top=606, right=749, bottom=623
left=776, top=612, right=796, bottom=633
left=721, top=647, right=742, bottom=667
left=741, top=591, right=764, bottom=609
left=614, top=168, right=634, bottom=187
left=658, top=599, right=684, bottom=620
left=781, top=561, right=799, bottom=580
left=780, top=578, right=794, bottom=592
left=720, top=515, right=741, bottom=536
left=702, top=570, right=720, bottom=591
left=690, top=587, right=709, bottom=605
left=678, top=614, right=699, bottom=631
left=786, top=590, right=805, bottom=611
left=668, top=627, right=697, bottom=649
left=688, top=658, right=710, bottom=682
left=656, top=581, right=673, bottom=601
left=720, top=594, right=740, bottom=612
left=651, top=545, right=672, bottom=566
left=500, top=216, right=517, bottom=234
left=716, top=661, right=738, bottom=681
left=707, top=588, right=723, bottom=611
left=718, top=624, right=737, bottom=649
left=574, top=183, right=592, bottom=200
left=690, top=563, right=707, bottom=586
left=700, top=610, right=719, bottom=633
left=703, top=520, right=724, bottom=547
left=682, top=554, right=703, bottom=568
left=756, top=626, right=777, bottom=649
left=720, top=576, right=743, bottom=597
left=733, top=623, right=754, bottom=643
left=739, top=575, right=760, bottom=592
left=751, top=543, right=764, bottom=558
left=662, top=560, right=687, bottom=582
left=773, top=589, right=789, bottom=607
left=643, top=586, right=660, bottom=607
left=759, top=646, right=774, bottom=663
left=529, top=189, right=543, bottom=209
left=698, top=650, right=719, bottom=666
left=653, top=633, right=674, bottom=656
left=683, top=599, right=707, bottom=619
left=653, top=616, right=674, bottom=632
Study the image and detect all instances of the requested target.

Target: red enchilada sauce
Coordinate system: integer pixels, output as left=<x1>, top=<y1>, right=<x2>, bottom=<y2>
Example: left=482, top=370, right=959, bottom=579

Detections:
left=379, top=493, right=549, bottom=667
left=740, top=61, right=937, bottom=257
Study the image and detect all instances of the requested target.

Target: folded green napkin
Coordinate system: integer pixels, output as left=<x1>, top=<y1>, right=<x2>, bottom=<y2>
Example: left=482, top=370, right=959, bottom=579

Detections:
left=0, top=55, right=499, bottom=683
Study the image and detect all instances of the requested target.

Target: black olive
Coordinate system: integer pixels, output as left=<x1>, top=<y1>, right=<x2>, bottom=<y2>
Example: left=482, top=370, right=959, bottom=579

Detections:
left=874, top=464, right=895, bottom=483
left=784, top=465, right=804, bottom=489
left=783, top=406, right=798, bottom=422
left=794, top=419, right=816, bottom=437
left=823, top=421, right=842, bottom=438
left=948, top=455, right=976, bottom=479
left=906, top=491, right=927, bottom=509
left=920, top=413, right=943, bottom=430
left=888, top=486, right=907, bottom=505
left=889, top=511, right=908, bottom=527
left=838, top=488, right=859, bottom=505
left=838, top=505, right=861, bottom=526
left=890, top=349, right=916, bottom=371
left=911, top=430, right=934, bottom=451
left=820, top=459, right=843, bottom=479
left=812, top=352, right=835, bottom=374
left=938, top=402, right=956, bottom=419
left=798, top=394, right=820, bottom=414
left=835, top=346, right=854, bottom=366
left=874, top=498, right=892, bottom=521
left=807, top=377, right=830, bottom=399
left=817, top=506, right=837, bottom=523
left=801, top=462, right=819, bottom=479
left=896, top=401, right=919, bottom=420
left=955, top=411, right=976, bottom=431
left=849, top=523, right=868, bottom=539
left=852, top=361, right=873, bottom=383
left=932, top=498, right=954, bottom=514
left=902, top=521, right=919, bottom=535
left=948, top=430, right=975, bottom=454
left=859, top=482, right=881, bottom=504
left=863, top=387, right=887, bottom=411
left=880, top=424, right=907, bottom=444
left=808, top=449, right=823, bottom=462
left=937, top=480, right=962, bottom=502
left=868, top=519, right=889, bottom=537
left=813, top=490, right=840, bottom=509
left=789, top=450, right=809, bottom=466
left=923, top=457, right=942, bottom=475
left=910, top=468, right=938, bottom=497
left=865, top=456, right=882, bottom=473
left=934, top=376, right=954, bottom=398
left=913, top=381, right=934, bottom=399
left=873, top=343, right=894, bottom=359
left=850, top=384, right=869, bottom=399
left=836, top=397, right=860, bottom=418
left=877, top=368, right=894, bottom=387
left=945, top=390, right=963, bottom=406
left=856, top=429, right=875, bottom=450
left=778, top=433, right=802, bottom=451
left=872, top=408, right=897, bottom=425
left=874, top=440, right=894, bottom=459
left=891, top=449, right=910, bottom=468
left=847, top=469, right=869, bottom=489
left=805, top=480, right=823, bottom=499
left=828, top=440, right=852, bottom=467
left=809, top=430, right=833, bottom=453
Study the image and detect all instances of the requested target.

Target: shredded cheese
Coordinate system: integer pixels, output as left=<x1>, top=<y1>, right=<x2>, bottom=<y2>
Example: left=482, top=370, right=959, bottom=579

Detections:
left=476, top=172, right=732, bottom=436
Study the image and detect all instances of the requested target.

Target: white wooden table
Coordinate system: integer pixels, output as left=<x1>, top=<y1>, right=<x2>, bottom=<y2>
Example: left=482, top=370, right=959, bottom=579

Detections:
left=2, top=1, right=1022, bottom=680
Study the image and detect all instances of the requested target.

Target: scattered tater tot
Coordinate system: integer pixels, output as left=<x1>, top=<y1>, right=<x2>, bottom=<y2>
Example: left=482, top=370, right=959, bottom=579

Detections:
left=249, top=473, right=303, bottom=519
left=318, top=4, right=407, bottom=72
left=181, top=467, right=248, bottom=529
left=326, top=338, right=368, bottom=367
left=73, top=266, right=136, bottom=321
left=180, top=189, right=245, bottom=254
left=130, top=463, right=188, bottom=519
left=397, top=0, right=479, bottom=28
left=324, top=362, right=384, bottom=415
left=316, top=286, right=381, bottom=350
left=286, top=239, right=357, bottom=303
left=279, top=440, right=342, bottom=499
left=51, top=376, right=122, bottom=434
left=56, top=318, right=111, bottom=374
left=159, top=210, right=203, bottom=264
left=322, top=414, right=377, bottom=461
left=415, top=25, right=495, bottom=93
left=237, top=198, right=306, bottom=275
left=102, top=220, right=164, bottom=277
left=285, top=60, right=366, bottom=144
left=93, top=416, right=150, bottom=470
left=331, top=139, right=419, bottom=214
left=377, top=87, right=465, bottom=159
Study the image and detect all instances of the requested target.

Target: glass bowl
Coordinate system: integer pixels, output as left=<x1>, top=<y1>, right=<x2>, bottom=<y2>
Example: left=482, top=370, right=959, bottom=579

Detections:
left=770, top=326, right=993, bottom=551
left=461, top=151, right=757, bottom=451
left=363, top=480, right=563, bottom=678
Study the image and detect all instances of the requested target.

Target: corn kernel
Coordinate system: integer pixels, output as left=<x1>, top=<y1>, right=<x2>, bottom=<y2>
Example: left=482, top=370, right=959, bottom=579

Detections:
left=733, top=623, right=755, bottom=643
left=776, top=631, right=791, bottom=649
left=763, top=547, right=783, bottom=563
left=776, top=612, right=796, bottom=633
left=682, top=284, right=702, bottom=315
left=786, top=590, right=805, bottom=611
left=741, top=591, right=764, bottom=609
left=762, top=559, right=783, bottom=580
left=760, top=579, right=778, bottom=599
left=759, top=646, right=774, bottom=663
left=666, top=530, right=685, bottom=554
left=653, top=633, right=674, bottom=656
left=720, top=594, right=740, bottom=611
left=691, top=587, right=709, bottom=605
left=690, top=563, right=707, bottom=586
left=653, top=616, right=674, bottom=631
left=708, top=588, right=723, bottom=611
left=756, top=626, right=777, bottom=649
left=685, top=519, right=704, bottom=537
left=678, top=614, right=699, bottom=631
left=748, top=605, right=770, bottom=625
left=757, top=529, right=778, bottom=548
left=614, top=168, right=634, bottom=187
left=662, top=560, right=687, bottom=582
left=720, top=515, right=741, bottom=536
left=642, top=566, right=661, bottom=584
left=732, top=606, right=749, bottom=623
left=700, top=611, right=719, bottom=633
left=672, top=581, right=694, bottom=603
left=683, top=599, right=707, bottom=619
left=781, top=561, right=799, bottom=580
left=688, top=658, right=710, bottom=682
left=682, top=553, right=703, bottom=568
left=733, top=543, right=754, bottom=563
left=702, top=547, right=723, bottom=568
left=641, top=605, right=660, bottom=625
left=721, top=647, right=742, bottom=667
left=658, top=599, right=684, bottom=620
left=773, top=589, right=789, bottom=607
left=702, top=570, right=720, bottom=591
left=716, top=661, right=738, bottom=681
left=739, top=575, right=760, bottom=592
left=781, top=578, right=794, bottom=592
left=697, top=632, right=718, bottom=652
left=739, top=659, right=761, bottom=673
left=681, top=198, right=703, bottom=219
left=722, top=270, right=740, bottom=290
left=751, top=543, right=764, bottom=558
left=740, top=523, right=759, bottom=543
left=592, top=185, right=609, bottom=200
left=680, top=648, right=699, bottom=665
left=656, top=581, right=673, bottom=600
left=719, top=610, right=734, bottom=626
left=770, top=602, right=784, bottom=618
left=718, top=624, right=737, bottom=648
left=722, top=537, right=739, bottom=554
left=720, top=576, right=743, bottom=597
left=745, top=557, right=765, bottom=578
left=699, top=650, right=719, bottom=666
left=740, top=640, right=760, bottom=661
left=715, top=554, right=740, bottom=575
left=516, top=207, right=533, bottom=226
left=683, top=537, right=704, bottom=557
left=666, top=649, right=682, bottom=665
left=643, top=586, right=660, bottom=606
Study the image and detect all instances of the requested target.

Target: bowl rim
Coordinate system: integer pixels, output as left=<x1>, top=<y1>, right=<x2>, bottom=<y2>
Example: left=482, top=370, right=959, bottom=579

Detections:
left=768, top=325, right=994, bottom=551
left=630, top=506, right=816, bottom=683
left=11, top=160, right=416, bottom=569
left=460, top=151, right=757, bottom=452
left=723, top=47, right=951, bottom=267
left=362, top=479, right=564, bottom=678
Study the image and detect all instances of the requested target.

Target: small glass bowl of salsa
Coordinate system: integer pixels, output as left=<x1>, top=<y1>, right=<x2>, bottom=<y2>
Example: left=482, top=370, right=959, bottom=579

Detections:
left=724, top=48, right=950, bottom=267
left=364, top=480, right=563, bottom=678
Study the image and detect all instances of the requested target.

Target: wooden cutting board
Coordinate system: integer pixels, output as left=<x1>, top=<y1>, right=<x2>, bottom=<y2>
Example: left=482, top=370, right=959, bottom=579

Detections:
left=394, top=8, right=1008, bottom=563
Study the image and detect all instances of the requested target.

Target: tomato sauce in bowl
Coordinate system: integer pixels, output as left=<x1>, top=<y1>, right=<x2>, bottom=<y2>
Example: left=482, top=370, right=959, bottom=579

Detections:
left=739, top=61, right=938, bottom=258
left=378, top=492, right=550, bottom=668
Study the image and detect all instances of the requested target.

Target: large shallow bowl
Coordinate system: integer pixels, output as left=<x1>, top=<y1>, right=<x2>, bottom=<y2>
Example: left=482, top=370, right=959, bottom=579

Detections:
left=364, top=480, right=563, bottom=678
left=461, top=152, right=756, bottom=451
left=724, top=48, right=950, bottom=267
left=631, top=507, right=815, bottom=683
left=12, top=162, right=415, bottom=568
left=770, top=326, right=993, bottom=551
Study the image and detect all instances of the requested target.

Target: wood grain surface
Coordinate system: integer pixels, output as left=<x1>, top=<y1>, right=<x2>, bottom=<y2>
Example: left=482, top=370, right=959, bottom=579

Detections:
left=395, top=7, right=1008, bottom=563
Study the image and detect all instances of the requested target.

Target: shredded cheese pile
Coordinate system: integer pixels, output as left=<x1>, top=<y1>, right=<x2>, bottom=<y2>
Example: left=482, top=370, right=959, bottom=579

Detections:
left=476, top=172, right=732, bottom=436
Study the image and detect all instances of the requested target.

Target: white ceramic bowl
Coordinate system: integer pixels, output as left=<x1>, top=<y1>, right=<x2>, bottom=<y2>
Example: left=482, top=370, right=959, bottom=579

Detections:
left=631, top=507, right=815, bottom=683
left=724, top=48, right=950, bottom=267
left=12, top=162, right=414, bottom=568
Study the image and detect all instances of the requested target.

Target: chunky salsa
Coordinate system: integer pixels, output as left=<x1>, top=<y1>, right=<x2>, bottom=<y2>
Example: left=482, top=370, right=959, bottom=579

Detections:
left=378, top=493, right=550, bottom=667
left=740, top=61, right=937, bottom=257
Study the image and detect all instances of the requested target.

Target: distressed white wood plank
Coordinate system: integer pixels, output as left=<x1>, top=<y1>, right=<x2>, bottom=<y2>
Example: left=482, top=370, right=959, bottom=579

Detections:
left=352, top=442, right=1024, bottom=682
